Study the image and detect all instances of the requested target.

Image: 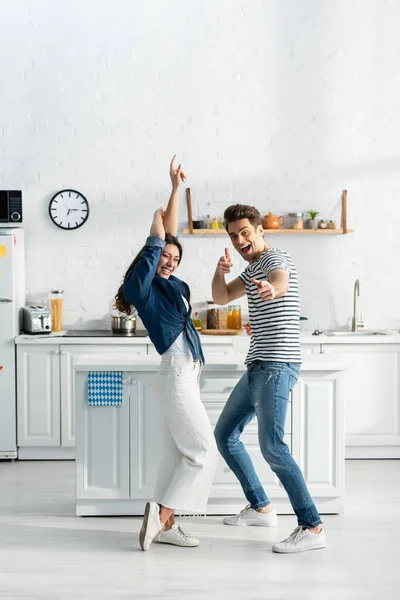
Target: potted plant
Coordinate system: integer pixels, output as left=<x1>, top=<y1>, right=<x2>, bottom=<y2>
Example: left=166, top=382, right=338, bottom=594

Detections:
left=308, top=209, right=320, bottom=230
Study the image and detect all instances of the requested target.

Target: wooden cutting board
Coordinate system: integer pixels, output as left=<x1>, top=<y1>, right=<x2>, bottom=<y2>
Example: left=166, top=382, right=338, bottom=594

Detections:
left=200, top=329, right=243, bottom=336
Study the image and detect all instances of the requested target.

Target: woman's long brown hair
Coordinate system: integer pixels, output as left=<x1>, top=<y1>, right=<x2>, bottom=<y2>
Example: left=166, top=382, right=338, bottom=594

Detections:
left=113, top=234, right=183, bottom=315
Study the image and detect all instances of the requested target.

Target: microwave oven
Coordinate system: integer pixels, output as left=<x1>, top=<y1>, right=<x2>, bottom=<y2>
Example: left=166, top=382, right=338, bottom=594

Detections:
left=0, top=190, right=23, bottom=224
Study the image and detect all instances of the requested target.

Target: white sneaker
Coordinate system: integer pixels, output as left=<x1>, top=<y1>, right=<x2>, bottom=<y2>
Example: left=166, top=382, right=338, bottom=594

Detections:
left=223, top=504, right=278, bottom=527
left=139, top=502, right=164, bottom=551
left=155, top=524, right=200, bottom=547
left=272, top=526, right=327, bottom=554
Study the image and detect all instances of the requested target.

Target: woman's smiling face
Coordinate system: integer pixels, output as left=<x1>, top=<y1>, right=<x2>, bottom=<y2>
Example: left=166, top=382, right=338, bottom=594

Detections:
left=156, top=244, right=181, bottom=278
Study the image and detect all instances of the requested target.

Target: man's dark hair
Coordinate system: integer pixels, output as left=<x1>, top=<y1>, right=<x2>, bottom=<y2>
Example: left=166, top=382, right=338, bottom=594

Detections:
left=223, top=204, right=262, bottom=232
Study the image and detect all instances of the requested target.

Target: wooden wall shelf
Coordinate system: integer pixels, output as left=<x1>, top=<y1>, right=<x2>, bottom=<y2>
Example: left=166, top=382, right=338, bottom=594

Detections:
left=182, top=228, right=353, bottom=235
left=184, top=189, right=353, bottom=235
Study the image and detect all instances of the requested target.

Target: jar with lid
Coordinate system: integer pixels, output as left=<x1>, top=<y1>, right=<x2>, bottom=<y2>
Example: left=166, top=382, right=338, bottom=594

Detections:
left=206, top=302, right=220, bottom=329
left=319, top=220, right=328, bottom=229
left=49, top=289, right=64, bottom=332
left=288, top=212, right=304, bottom=230
left=227, top=305, right=242, bottom=330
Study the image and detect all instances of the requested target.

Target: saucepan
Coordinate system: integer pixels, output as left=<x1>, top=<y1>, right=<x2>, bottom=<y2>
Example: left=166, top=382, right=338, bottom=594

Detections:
left=111, top=314, right=136, bottom=334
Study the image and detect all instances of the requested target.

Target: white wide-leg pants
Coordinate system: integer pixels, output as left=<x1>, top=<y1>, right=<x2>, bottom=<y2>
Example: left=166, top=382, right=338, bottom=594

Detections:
left=153, top=355, right=218, bottom=514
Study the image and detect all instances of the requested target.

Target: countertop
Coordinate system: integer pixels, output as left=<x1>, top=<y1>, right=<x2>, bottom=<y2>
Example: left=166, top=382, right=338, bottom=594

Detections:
left=15, top=331, right=400, bottom=345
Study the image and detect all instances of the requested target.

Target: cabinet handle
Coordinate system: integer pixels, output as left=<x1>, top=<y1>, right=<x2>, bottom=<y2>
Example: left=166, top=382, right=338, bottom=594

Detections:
left=60, top=350, right=66, bottom=355
left=53, top=350, right=59, bottom=355
left=131, top=379, right=137, bottom=384
left=122, top=378, right=129, bottom=384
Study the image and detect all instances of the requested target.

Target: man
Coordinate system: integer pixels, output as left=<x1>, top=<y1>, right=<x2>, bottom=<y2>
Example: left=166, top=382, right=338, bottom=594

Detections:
left=212, top=204, right=326, bottom=553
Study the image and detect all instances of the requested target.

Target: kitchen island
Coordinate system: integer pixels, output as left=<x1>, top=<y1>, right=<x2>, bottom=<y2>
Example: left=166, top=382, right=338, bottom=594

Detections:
left=73, top=351, right=346, bottom=517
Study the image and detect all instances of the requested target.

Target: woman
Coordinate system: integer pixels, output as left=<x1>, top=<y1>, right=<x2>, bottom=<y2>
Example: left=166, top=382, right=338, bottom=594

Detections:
left=114, top=157, right=218, bottom=551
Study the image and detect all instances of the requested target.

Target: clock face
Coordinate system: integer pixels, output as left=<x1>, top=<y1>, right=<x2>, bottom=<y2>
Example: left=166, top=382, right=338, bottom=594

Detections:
left=49, top=189, right=89, bottom=230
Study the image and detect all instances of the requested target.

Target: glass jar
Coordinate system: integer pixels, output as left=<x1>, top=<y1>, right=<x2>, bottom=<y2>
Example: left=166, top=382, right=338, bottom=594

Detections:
left=288, top=212, right=304, bottom=230
left=319, top=220, right=328, bottom=229
left=206, top=303, right=220, bottom=329
left=218, top=307, right=228, bottom=329
left=50, top=289, right=64, bottom=332
left=227, top=305, right=242, bottom=330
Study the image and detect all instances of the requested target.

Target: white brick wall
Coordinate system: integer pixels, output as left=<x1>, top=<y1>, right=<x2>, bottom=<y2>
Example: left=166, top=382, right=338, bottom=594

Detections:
left=1, top=0, right=399, bottom=331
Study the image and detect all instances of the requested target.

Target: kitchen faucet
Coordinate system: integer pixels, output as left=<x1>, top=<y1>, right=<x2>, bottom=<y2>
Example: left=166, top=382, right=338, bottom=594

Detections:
left=352, top=279, right=364, bottom=332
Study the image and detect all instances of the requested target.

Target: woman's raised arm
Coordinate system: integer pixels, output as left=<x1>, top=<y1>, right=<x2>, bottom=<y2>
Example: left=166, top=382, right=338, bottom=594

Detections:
left=162, top=155, right=186, bottom=236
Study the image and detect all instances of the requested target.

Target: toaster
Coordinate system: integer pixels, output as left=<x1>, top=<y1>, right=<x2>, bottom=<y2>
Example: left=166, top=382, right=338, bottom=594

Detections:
left=22, top=305, right=52, bottom=334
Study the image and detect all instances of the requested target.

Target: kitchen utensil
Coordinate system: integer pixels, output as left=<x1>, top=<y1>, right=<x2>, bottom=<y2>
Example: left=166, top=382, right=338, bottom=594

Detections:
left=186, top=188, right=193, bottom=233
left=262, top=212, right=286, bottom=229
left=111, top=314, right=136, bottom=334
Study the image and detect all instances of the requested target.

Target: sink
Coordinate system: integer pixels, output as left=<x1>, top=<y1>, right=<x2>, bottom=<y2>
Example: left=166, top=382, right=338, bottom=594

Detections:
left=323, top=330, right=389, bottom=336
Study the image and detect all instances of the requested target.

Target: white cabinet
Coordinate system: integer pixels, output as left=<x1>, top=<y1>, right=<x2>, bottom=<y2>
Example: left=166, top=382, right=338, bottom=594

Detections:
left=16, top=343, right=147, bottom=459
left=322, top=343, right=400, bottom=458
left=17, top=345, right=61, bottom=450
left=75, top=368, right=163, bottom=515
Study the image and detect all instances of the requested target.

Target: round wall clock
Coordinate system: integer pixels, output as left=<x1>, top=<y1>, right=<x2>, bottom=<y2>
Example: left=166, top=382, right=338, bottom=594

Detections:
left=49, top=189, right=90, bottom=230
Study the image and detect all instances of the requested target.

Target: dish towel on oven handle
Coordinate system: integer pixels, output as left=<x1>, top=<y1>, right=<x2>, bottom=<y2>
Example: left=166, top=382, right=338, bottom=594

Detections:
left=87, top=371, right=123, bottom=406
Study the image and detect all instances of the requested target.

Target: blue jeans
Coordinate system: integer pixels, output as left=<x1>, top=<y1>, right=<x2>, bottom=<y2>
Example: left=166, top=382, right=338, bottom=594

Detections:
left=214, top=361, right=322, bottom=528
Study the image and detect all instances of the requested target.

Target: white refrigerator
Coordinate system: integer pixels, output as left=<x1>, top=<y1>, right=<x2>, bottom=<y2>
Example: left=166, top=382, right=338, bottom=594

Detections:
left=0, top=229, right=25, bottom=458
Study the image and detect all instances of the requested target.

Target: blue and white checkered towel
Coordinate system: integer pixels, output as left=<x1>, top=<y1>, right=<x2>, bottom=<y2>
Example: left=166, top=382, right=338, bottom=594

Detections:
left=87, top=371, right=123, bottom=406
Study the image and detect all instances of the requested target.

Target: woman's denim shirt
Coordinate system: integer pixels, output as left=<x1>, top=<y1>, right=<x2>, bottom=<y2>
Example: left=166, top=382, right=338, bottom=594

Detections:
left=122, top=236, right=205, bottom=363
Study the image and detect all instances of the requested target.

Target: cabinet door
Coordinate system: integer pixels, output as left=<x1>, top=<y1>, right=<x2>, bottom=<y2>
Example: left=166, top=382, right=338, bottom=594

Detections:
left=322, top=344, right=400, bottom=458
left=60, top=344, right=148, bottom=448
left=129, top=371, right=164, bottom=498
left=75, top=371, right=130, bottom=500
left=293, top=371, right=345, bottom=508
left=17, top=345, right=60, bottom=447
left=200, top=369, right=292, bottom=501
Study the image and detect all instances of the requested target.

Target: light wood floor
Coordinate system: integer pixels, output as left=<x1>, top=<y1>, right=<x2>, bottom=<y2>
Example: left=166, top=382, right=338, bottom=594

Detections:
left=0, top=460, right=399, bottom=600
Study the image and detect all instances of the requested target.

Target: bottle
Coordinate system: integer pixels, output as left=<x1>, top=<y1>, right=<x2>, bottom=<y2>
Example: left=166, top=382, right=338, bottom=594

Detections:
left=212, top=217, right=219, bottom=230
left=206, top=214, right=212, bottom=229
left=50, top=289, right=64, bottom=332
left=192, top=311, right=203, bottom=331
left=218, top=216, right=224, bottom=229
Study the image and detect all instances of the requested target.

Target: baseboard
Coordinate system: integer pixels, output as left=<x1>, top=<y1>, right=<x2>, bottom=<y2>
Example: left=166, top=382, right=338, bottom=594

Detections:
left=346, top=447, right=400, bottom=459
left=17, top=447, right=75, bottom=460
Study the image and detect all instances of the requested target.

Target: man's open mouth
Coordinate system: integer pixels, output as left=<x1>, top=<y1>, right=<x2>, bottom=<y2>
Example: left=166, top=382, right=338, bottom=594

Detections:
left=239, top=244, right=252, bottom=256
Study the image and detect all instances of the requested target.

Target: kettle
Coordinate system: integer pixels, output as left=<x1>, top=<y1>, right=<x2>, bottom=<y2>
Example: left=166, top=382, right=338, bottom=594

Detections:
left=262, top=212, right=286, bottom=229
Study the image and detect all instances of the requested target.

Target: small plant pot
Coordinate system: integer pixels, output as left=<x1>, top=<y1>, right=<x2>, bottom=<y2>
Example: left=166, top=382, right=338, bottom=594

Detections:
left=308, top=219, right=318, bottom=230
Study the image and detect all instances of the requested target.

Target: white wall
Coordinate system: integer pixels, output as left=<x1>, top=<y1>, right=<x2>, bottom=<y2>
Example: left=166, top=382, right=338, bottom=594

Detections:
left=1, top=0, right=399, bottom=331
